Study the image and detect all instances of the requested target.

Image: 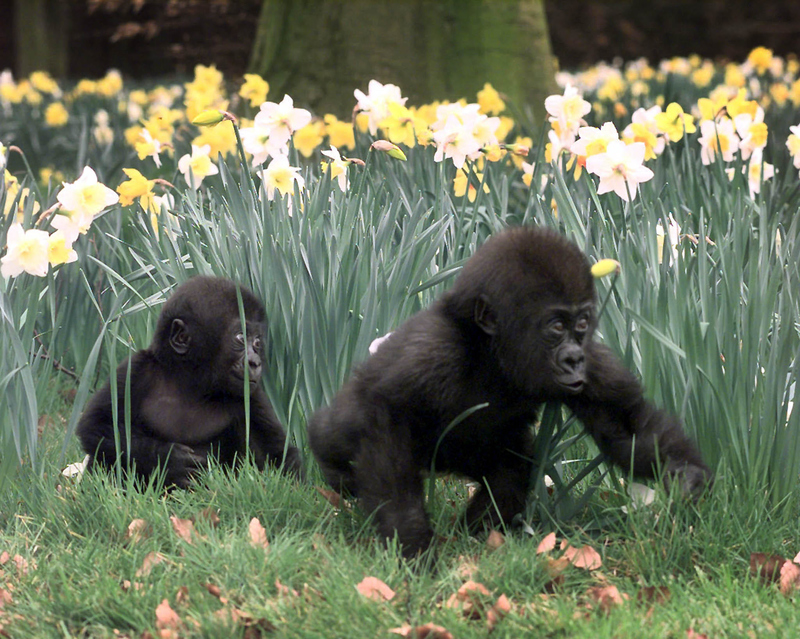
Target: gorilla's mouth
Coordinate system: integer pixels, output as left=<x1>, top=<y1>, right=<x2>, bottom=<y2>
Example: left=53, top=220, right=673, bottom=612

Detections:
left=557, top=376, right=585, bottom=394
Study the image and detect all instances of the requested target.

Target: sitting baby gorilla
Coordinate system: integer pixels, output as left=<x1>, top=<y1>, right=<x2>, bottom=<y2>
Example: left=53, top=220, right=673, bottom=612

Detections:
left=77, top=276, right=302, bottom=487
left=309, top=227, right=711, bottom=558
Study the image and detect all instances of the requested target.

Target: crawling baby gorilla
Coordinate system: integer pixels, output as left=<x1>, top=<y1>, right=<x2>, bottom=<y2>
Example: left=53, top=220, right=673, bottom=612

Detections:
left=77, top=276, right=302, bottom=487
left=308, top=227, right=710, bottom=558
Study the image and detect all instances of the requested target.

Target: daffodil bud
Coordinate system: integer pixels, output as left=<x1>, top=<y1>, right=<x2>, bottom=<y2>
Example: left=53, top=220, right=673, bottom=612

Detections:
left=502, top=143, right=530, bottom=157
left=371, top=140, right=407, bottom=161
left=191, top=110, right=232, bottom=127
left=591, top=259, right=621, bottom=279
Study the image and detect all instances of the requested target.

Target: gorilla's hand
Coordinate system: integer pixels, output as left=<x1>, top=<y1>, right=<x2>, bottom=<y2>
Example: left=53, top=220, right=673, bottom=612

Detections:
left=665, top=460, right=713, bottom=500
left=165, top=443, right=208, bottom=488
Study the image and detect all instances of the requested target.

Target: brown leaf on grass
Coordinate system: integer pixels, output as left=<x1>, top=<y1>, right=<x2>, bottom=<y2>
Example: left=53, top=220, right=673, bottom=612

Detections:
left=155, top=599, right=181, bottom=638
left=542, top=556, right=570, bottom=592
left=686, top=630, right=709, bottom=639
left=445, top=580, right=492, bottom=619
left=196, top=507, right=221, bottom=528
left=249, top=518, right=270, bottom=550
left=135, top=551, right=165, bottom=577
left=486, top=530, right=505, bottom=551
left=0, top=553, right=8, bottom=565
left=536, top=532, right=557, bottom=554
left=275, top=578, right=299, bottom=597
left=0, top=587, right=12, bottom=608
left=636, top=585, right=671, bottom=605
left=203, top=582, right=229, bottom=605
left=455, top=555, right=479, bottom=580
left=175, top=586, right=189, bottom=605
left=170, top=516, right=195, bottom=544
left=564, top=545, right=602, bottom=570
left=779, top=560, right=800, bottom=595
left=315, top=486, right=343, bottom=509
left=120, top=579, right=144, bottom=592
left=125, top=519, right=150, bottom=544
left=356, top=576, right=395, bottom=602
left=486, top=594, right=513, bottom=631
left=794, top=550, right=800, bottom=565
left=389, top=622, right=454, bottom=639
left=585, top=585, right=628, bottom=614
left=750, top=552, right=787, bottom=585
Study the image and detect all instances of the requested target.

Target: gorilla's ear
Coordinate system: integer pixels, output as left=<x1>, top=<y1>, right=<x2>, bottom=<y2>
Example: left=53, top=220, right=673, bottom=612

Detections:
left=474, top=295, right=497, bottom=335
left=169, top=319, right=191, bottom=355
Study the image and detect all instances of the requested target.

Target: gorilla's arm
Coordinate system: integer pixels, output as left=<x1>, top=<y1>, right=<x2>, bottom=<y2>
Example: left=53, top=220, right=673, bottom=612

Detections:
left=564, top=342, right=710, bottom=495
left=76, top=354, right=206, bottom=488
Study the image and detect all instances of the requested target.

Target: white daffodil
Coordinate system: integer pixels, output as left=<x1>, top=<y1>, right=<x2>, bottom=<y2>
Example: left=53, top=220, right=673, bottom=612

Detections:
left=259, top=155, right=305, bottom=201
left=321, top=146, right=349, bottom=192
left=253, top=95, right=312, bottom=148
left=57, top=166, right=119, bottom=219
left=585, top=140, right=654, bottom=201
left=177, top=144, right=219, bottom=190
left=1, top=223, right=50, bottom=278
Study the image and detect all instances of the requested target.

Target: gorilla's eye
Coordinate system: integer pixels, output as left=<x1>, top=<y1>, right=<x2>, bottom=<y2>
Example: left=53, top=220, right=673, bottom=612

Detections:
left=253, top=336, right=262, bottom=350
left=550, top=320, right=566, bottom=333
left=234, top=332, right=245, bottom=345
left=575, top=317, right=589, bottom=332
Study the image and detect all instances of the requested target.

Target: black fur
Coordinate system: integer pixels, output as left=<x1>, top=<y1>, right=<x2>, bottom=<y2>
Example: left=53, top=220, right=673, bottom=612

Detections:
left=77, top=276, right=302, bottom=487
left=308, top=227, right=710, bottom=558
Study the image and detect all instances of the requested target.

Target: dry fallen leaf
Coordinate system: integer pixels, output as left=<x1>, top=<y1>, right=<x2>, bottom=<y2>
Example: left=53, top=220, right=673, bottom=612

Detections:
left=486, top=594, right=513, bottom=631
left=585, top=585, right=628, bottom=614
left=120, top=579, right=145, bottom=592
left=637, top=585, right=671, bottom=605
left=0, top=587, right=13, bottom=608
left=315, top=486, right=343, bottom=509
left=170, top=516, right=195, bottom=544
left=455, top=555, right=479, bottom=580
left=125, top=519, right=150, bottom=544
left=779, top=560, right=800, bottom=595
left=175, top=586, right=189, bottom=605
left=536, top=532, right=557, bottom=554
left=750, top=552, right=787, bottom=585
left=196, top=507, right=221, bottom=528
left=486, top=530, right=505, bottom=551
left=686, top=630, right=709, bottom=639
left=154, top=599, right=181, bottom=637
left=248, top=518, right=270, bottom=550
left=135, top=551, right=165, bottom=578
left=356, top=576, right=396, bottom=602
left=0, top=553, right=8, bottom=565
left=446, top=580, right=492, bottom=619
left=794, top=550, right=800, bottom=565
left=564, top=545, right=602, bottom=570
left=389, top=622, right=453, bottom=639
left=275, top=578, right=299, bottom=597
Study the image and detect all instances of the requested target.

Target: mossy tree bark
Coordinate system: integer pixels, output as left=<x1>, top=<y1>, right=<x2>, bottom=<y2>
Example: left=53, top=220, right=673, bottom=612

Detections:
left=13, top=0, right=69, bottom=77
left=249, top=0, right=556, bottom=122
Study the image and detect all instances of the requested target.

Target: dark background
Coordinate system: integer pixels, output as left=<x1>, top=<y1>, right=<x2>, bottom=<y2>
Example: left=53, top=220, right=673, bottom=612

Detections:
left=1, top=0, right=799, bottom=80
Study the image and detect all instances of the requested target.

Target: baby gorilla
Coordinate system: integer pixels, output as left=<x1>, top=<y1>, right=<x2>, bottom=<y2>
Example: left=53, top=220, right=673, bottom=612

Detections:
left=309, top=227, right=710, bottom=558
left=77, top=276, right=301, bottom=487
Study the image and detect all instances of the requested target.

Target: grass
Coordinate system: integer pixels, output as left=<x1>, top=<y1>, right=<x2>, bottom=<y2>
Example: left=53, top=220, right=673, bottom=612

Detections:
left=2, top=431, right=799, bottom=637
left=2, top=54, right=800, bottom=635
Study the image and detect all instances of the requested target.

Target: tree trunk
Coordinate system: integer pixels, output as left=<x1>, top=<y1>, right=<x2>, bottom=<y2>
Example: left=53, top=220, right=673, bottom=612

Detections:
left=13, top=0, right=69, bottom=77
left=249, top=0, right=557, bottom=122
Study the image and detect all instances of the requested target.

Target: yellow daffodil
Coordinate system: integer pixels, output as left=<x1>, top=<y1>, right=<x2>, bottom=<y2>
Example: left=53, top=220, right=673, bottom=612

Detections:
left=293, top=121, right=326, bottom=158
left=371, top=140, right=407, bottom=161
left=477, top=83, right=505, bottom=115
left=239, top=74, right=269, bottom=108
left=116, top=168, right=156, bottom=208
left=47, top=230, right=78, bottom=267
left=747, top=47, right=773, bottom=75
left=177, top=144, right=219, bottom=190
left=324, top=114, right=355, bottom=151
left=654, top=103, right=695, bottom=142
left=453, top=169, right=489, bottom=202
left=44, top=102, right=69, bottom=127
